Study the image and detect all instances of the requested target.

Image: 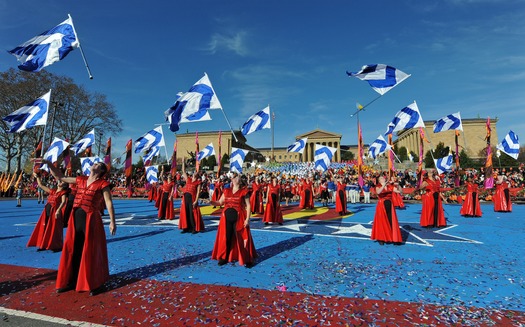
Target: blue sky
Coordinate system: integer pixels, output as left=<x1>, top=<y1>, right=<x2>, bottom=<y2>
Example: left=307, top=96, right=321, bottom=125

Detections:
left=1, top=0, right=524, bottom=160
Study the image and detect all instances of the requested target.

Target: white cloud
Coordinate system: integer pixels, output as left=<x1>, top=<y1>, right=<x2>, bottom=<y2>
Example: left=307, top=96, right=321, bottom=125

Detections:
left=206, top=31, right=249, bottom=56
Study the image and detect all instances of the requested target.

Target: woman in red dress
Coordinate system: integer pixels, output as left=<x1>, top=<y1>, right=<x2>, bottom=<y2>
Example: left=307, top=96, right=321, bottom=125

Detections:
left=249, top=176, right=265, bottom=215
left=460, top=177, right=482, bottom=217
left=41, top=159, right=116, bottom=296
left=334, top=175, right=348, bottom=215
left=211, top=176, right=223, bottom=207
left=263, top=176, right=283, bottom=225
left=371, top=175, right=402, bottom=245
left=157, top=174, right=175, bottom=220
left=390, top=176, right=405, bottom=209
left=178, top=161, right=205, bottom=234
left=28, top=173, right=69, bottom=252
left=493, top=175, right=512, bottom=212
left=419, top=170, right=447, bottom=228
left=299, top=176, right=315, bottom=209
left=210, top=172, right=257, bottom=268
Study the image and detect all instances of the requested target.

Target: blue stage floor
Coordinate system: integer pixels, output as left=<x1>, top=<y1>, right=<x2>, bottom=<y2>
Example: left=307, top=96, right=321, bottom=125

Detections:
left=1, top=198, right=523, bottom=312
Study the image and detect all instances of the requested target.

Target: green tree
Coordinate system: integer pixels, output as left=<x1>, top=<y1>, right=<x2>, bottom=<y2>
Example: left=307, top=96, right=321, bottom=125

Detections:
left=424, top=142, right=448, bottom=168
left=0, top=68, right=122, bottom=172
left=341, top=149, right=355, bottom=161
left=398, top=146, right=408, bottom=162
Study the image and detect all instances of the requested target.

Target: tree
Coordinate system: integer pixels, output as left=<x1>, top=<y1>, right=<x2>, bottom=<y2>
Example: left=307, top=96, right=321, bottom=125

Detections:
left=0, top=68, right=122, bottom=172
left=398, top=146, right=408, bottom=162
left=424, top=142, right=448, bottom=168
left=341, top=150, right=354, bottom=161
left=409, top=151, right=418, bottom=162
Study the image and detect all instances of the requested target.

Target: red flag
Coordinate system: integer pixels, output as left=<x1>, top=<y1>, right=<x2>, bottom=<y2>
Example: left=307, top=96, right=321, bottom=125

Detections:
left=357, top=123, right=364, bottom=187
left=416, top=127, right=425, bottom=187
left=34, top=141, right=43, bottom=158
left=125, top=139, right=133, bottom=189
left=387, top=134, right=394, bottom=178
left=104, top=137, right=112, bottom=171
left=63, top=145, right=72, bottom=176
left=217, top=131, right=222, bottom=177
left=484, top=117, right=494, bottom=189
left=195, top=132, right=200, bottom=172
left=170, top=139, right=178, bottom=177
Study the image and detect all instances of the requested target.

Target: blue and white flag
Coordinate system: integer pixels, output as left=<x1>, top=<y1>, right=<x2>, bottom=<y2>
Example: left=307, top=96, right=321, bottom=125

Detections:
left=241, top=106, right=271, bottom=135
left=143, top=145, right=160, bottom=165
left=145, top=165, right=159, bottom=184
left=8, top=16, right=79, bottom=72
left=229, top=147, right=249, bottom=173
left=39, top=137, right=70, bottom=172
left=165, top=73, right=222, bottom=132
left=80, top=156, right=102, bottom=176
left=497, top=130, right=520, bottom=160
left=71, top=129, right=95, bottom=156
left=385, top=102, right=425, bottom=135
left=434, top=154, right=453, bottom=175
left=347, top=64, right=411, bottom=95
left=368, top=134, right=391, bottom=159
left=433, top=112, right=463, bottom=133
left=135, top=126, right=165, bottom=154
left=2, top=90, right=51, bottom=133
left=287, top=137, right=308, bottom=154
left=314, top=144, right=336, bottom=172
left=197, top=142, right=215, bottom=161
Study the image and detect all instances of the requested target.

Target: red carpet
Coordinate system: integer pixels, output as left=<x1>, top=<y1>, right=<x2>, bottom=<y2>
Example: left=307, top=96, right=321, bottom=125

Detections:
left=1, top=264, right=523, bottom=326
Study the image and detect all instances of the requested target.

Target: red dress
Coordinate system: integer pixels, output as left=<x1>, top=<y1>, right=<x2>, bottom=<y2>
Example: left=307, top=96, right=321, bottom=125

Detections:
left=371, top=185, right=402, bottom=243
left=299, top=180, right=314, bottom=209
left=335, top=182, right=348, bottom=214
left=28, top=189, right=67, bottom=251
left=250, top=181, right=265, bottom=215
left=460, top=182, right=482, bottom=217
left=178, top=177, right=205, bottom=232
left=263, top=183, right=283, bottom=224
left=493, top=182, right=512, bottom=212
left=147, top=182, right=157, bottom=202
left=392, top=188, right=405, bottom=209
left=212, top=187, right=257, bottom=266
left=56, top=176, right=111, bottom=292
left=157, top=181, right=175, bottom=220
left=420, top=178, right=447, bottom=227
left=211, top=181, right=223, bottom=202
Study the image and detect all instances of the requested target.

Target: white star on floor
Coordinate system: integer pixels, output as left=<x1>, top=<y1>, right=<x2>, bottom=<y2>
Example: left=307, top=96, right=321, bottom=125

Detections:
left=326, top=224, right=371, bottom=237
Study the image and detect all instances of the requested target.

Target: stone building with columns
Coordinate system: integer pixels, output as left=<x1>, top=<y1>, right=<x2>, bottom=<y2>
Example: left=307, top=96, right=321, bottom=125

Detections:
left=394, top=118, right=498, bottom=159
left=173, top=120, right=497, bottom=168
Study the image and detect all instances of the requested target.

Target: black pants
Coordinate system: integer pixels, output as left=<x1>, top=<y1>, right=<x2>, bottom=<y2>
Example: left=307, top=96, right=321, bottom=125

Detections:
left=304, top=190, right=311, bottom=208
left=159, top=192, right=169, bottom=218
left=504, top=189, right=510, bottom=204
left=70, top=208, right=87, bottom=287
left=183, top=193, right=195, bottom=231
left=432, top=192, right=439, bottom=227
left=472, top=192, right=478, bottom=215
left=383, top=199, right=393, bottom=228
left=224, top=208, right=238, bottom=259
left=63, top=194, right=75, bottom=227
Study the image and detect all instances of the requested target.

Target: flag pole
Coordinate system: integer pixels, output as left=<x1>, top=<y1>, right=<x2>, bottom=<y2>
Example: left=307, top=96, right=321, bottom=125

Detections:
left=68, top=14, right=93, bottom=80
left=218, top=107, right=238, bottom=142
left=154, top=123, right=171, bottom=164
left=350, top=94, right=382, bottom=117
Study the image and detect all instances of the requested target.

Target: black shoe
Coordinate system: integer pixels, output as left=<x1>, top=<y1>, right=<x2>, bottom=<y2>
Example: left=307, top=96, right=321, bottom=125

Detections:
left=181, top=229, right=188, bottom=234
left=278, top=223, right=283, bottom=225
left=244, top=262, right=254, bottom=268
left=378, top=241, right=385, bottom=245
left=264, top=222, right=269, bottom=225
left=16, top=205, right=21, bottom=207
left=191, top=230, right=198, bottom=234
left=56, top=285, right=74, bottom=293
left=89, top=285, right=106, bottom=296
left=36, top=248, right=45, bottom=252
left=218, top=259, right=227, bottom=266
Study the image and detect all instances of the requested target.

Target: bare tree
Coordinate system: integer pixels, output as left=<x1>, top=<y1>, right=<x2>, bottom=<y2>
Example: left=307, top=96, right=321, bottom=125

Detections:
left=0, top=68, right=122, bottom=172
